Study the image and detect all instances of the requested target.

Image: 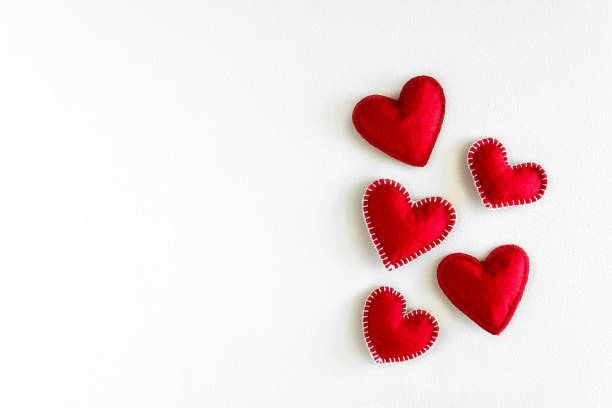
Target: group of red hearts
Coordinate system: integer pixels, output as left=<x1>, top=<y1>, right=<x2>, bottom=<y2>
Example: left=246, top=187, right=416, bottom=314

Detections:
left=352, top=75, right=548, bottom=364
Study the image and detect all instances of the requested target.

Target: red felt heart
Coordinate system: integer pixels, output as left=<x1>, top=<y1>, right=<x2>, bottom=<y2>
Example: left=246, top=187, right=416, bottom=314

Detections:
left=362, top=179, right=455, bottom=270
left=468, top=138, right=548, bottom=208
left=437, top=245, right=529, bottom=335
left=352, top=76, right=445, bottom=167
left=363, top=286, right=439, bottom=363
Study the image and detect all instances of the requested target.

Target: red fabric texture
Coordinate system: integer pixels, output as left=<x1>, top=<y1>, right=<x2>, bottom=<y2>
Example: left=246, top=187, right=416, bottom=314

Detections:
left=437, top=245, right=529, bottom=335
left=468, top=138, right=547, bottom=208
left=363, top=179, right=455, bottom=270
left=363, top=286, right=439, bottom=363
left=352, top=76, right=445, bottom=167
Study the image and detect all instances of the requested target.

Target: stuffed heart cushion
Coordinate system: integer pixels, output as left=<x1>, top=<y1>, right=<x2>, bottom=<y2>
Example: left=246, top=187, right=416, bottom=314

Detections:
left=352, top=75, right=445, bottom=167
left=437, top=245, right=529, bottom=335
left=468, top=138, right=548, bottom=208
left=363, top=286, right=439, bottom=363
left=363, top=179, right=455, bottom=270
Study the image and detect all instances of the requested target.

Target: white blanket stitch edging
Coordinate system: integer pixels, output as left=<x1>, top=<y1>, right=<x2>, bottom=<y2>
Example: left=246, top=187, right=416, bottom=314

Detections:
left=362, top=286, right=439, bottom=363
left=362, top=179, right=456, bottom=271
left=467, top=138, right=548, bottom=209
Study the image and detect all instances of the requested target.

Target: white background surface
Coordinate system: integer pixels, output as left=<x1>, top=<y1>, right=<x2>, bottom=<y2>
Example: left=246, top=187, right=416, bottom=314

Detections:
left=0, top=1, right=611, bottom=407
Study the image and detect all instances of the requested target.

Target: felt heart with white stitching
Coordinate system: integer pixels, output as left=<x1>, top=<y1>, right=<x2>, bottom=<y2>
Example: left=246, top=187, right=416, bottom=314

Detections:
left=363, top=179, right=456, bottom=270
left=468, top=138, right=547, bottom=208
left=363, top=286, right=439, bottom=363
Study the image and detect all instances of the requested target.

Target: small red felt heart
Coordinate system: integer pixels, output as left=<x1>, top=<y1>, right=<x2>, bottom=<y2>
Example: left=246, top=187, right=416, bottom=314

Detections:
left=352, top=76, right=445, bottom=167
left=437, top=245, right=529, bottom=335
left=468, top=138, right=548, bottom=208
left=363, top=286, right=439, bottom=363
left=363, top=179, right=455, bottom=270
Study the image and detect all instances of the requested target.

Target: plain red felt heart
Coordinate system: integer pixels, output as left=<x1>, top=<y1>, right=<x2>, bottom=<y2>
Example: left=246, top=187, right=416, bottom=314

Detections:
left=437, top=245, right=529, bottom=335
left=363, top=286, right=439, bottom=363
left=468, top=138, right=548, bottom=208
left=352, top=76, right=445, bottom=167
left=363, top=179, right=455, bottom=270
